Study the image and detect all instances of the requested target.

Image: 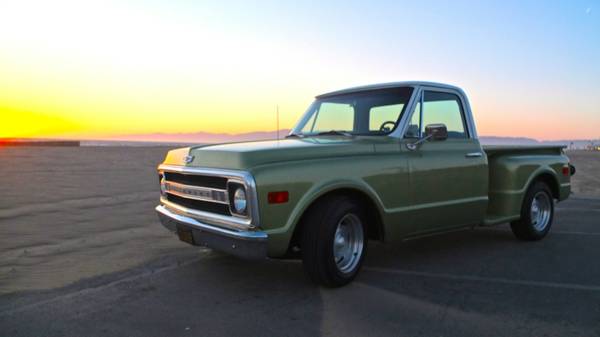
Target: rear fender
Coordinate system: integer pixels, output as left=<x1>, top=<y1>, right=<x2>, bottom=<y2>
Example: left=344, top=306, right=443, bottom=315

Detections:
left=488, top=163, right=560, bottom=219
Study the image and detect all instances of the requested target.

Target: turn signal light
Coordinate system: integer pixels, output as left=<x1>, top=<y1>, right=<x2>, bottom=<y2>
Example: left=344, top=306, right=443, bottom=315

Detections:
left=562, top=165, right=570, bottom=176
left=268, top=191, right=289, bottom=204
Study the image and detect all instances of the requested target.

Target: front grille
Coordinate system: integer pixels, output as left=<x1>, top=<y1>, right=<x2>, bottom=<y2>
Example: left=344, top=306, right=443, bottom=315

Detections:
left=166, top=193, right=230, bottom=216
left=162, top=170, right=234, bottom=216
left=164, top=172, right=227, bottom=189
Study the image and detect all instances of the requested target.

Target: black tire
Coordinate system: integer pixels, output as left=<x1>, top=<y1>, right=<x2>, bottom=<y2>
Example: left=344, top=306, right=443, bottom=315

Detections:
left=510, top=181, right=554, bottom=241
left=300, top=196, right=367, bottom=287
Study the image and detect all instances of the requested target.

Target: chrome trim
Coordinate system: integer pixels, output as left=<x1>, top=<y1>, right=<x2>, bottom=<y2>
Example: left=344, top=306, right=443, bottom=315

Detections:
left=290, top=84, right=420, bottom=138
left=290, top=81, right=478, bottom=139
left=465, top=152, right=483, bottom=158
left=419, top=85, right=478, bottom=139
left=531, top=191, right=552, bottom=231
left=158, top=164, right=260, bottom=229
left=161, top=197, right=254, bottom=231
left=333, top=213, right=364, bottom=274
left=163, top=181, right=229, bottom=204
left=289, top=101, right=319, bottom=136
left=397, top=84, right=479, bottom=140
left=156, top=205, right=267, bottom=241
left=183, top=155, right=194, bottom=164
left=291, top=82, right=478, bottom=140
left=226, top=180, right=249, bottom=219
left=389, top=85, right=420, bottom=139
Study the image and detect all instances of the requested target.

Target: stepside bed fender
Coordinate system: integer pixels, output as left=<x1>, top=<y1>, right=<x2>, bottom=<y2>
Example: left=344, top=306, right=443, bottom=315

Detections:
left=521, top=166, right=561, bottom=200
left=487, top=160, right=561, bottom=220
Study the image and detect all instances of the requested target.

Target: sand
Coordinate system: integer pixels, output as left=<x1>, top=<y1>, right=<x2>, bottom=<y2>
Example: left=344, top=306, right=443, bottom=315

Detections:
left=0, top=146, right=598, bottom=294
left=566, top=150, right=600, bottom=198
left=0, top=146, right=192, bottom=294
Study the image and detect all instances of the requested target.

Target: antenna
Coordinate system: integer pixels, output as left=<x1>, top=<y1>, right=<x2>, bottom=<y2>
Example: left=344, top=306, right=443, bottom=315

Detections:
left=276, top=105, right=280, bottom=141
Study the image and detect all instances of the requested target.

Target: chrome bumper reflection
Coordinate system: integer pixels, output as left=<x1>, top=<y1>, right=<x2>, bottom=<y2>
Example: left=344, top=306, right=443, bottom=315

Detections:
left=156, top=205, right=267, bottom=241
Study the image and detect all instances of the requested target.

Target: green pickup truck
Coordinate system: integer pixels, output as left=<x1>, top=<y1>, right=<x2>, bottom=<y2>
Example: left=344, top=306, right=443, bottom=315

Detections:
left=156, top=81, right=574, bottom=287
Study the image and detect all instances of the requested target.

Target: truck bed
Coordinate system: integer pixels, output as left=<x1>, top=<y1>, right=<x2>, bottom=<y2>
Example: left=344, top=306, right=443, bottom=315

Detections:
left=482, top=144, right=569, bottom=226
left=483, top=145, right=566, bottom=157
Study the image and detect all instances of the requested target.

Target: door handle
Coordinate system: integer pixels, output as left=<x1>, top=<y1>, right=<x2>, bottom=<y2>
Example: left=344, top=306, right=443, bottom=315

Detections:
left=465, top=152, right=483, bottom=158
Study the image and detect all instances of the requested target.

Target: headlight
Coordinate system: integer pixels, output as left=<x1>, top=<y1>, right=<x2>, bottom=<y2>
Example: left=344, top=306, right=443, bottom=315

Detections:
left=227, top=180, right=252, bottom=218
left=233, top=187, right=247, bottom=214
left=227, top=182, right=248, bottom=216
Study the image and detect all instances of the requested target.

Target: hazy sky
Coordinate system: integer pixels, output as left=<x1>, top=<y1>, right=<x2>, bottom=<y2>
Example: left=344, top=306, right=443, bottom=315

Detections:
left=0, top=0, right=598, bottom=140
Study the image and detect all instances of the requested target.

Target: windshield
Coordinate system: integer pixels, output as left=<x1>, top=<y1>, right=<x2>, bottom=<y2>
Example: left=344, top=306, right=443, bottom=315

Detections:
left=292, top=87, right=413, bottom=137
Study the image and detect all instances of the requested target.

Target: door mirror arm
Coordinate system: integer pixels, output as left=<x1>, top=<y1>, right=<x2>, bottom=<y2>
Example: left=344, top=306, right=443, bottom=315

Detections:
left=406, top=134, right=433, bottom=151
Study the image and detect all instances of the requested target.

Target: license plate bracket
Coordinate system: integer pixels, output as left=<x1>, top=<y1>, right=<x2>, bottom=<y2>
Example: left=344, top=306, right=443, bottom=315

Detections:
left=177, top=227, right=195, bottom=245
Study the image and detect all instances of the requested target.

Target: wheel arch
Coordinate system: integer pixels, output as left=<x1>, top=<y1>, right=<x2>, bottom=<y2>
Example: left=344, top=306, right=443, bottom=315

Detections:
left=525, top=168, right=560, bottom=200
left=510, top=168, right=557, bottom=241
left=286, top=183, right=386, bottom=254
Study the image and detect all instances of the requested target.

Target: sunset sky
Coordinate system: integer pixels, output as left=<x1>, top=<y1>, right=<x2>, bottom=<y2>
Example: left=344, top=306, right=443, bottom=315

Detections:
left=0, top=0, right=598, bottom=140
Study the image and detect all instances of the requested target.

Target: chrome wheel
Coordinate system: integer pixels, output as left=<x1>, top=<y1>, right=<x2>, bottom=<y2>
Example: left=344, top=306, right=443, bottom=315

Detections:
left=530, top=191, right=552, bottom=231
left=333, top=213, right=364, bottom=274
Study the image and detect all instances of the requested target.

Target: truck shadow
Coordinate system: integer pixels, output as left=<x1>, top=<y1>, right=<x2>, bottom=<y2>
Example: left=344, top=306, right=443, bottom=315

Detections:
left=364, top=226, right=518, bottom=269
left=182, top=226, right=537, bottom=336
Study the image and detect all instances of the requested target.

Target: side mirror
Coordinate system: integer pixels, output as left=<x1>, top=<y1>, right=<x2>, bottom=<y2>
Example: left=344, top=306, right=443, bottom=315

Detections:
left=406, top=123, right=448, bottom=151
left=424, top=123, right=448, bottom=141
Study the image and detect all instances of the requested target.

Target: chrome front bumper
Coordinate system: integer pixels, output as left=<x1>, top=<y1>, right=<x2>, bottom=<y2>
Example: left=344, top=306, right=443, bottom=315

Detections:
left=156, top=205, right=268, bottom=259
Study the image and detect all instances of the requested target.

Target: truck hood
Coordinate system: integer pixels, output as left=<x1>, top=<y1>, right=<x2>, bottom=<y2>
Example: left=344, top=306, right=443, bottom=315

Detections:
left=162, top=137, right=377, bottom=170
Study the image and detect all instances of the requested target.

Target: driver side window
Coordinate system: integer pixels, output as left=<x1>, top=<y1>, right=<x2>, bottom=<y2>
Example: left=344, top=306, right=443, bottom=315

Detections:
left=404, top=91, right=467, bottom=139
left=369, top=104, right=404, bottom=131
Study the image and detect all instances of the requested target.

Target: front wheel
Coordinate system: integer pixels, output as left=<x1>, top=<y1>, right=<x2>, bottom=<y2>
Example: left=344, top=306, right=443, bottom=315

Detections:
left=301, top=196, right=367, bottom=287
left=510, top=181, right=554, bottom=241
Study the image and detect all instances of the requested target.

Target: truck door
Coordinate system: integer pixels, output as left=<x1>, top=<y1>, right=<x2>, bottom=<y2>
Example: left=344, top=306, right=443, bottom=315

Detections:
left=404, top=89, right=488, bottom=235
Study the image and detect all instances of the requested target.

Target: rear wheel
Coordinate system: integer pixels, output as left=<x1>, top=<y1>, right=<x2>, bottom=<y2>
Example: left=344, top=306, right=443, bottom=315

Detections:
left=301, top=196, right=367, bottom=287
left=510, top=181, right=554, bottom=240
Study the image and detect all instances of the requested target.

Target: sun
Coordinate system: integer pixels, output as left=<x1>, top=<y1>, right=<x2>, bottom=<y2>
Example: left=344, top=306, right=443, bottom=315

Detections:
left=0, top=107, right=80, bottom=138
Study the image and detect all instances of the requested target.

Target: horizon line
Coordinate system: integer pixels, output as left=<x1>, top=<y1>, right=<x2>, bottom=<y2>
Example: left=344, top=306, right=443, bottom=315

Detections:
left=2, top=132, right=600, bottom=143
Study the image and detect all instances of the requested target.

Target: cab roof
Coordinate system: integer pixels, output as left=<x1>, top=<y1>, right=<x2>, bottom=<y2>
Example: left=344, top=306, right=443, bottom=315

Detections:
left=316, top=81, right=462, bottom=99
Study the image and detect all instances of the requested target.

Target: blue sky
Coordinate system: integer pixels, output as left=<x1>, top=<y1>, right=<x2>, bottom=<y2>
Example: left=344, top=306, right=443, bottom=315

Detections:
left=1, top=0, right=598, bottom=139
left=142, top=0, right=600, bottom=136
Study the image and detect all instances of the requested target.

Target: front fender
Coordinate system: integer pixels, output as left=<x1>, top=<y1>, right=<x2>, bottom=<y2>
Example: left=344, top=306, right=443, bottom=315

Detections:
left=265, top=178, right=385, bottom=257
left=286, top=178, right=385, bottom=231
left=251, top=156, right=401, bottom=257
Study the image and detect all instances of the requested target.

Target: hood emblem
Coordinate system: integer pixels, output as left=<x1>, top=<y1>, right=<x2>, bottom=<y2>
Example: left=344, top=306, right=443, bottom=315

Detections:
left=183, top=155, right=194, bottom=164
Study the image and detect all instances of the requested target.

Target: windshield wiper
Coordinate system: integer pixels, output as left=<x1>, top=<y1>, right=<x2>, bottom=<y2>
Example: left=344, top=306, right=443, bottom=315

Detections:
left=285, top=133, right=305, bottom=139
left=316, top=130, right=353, bottom=137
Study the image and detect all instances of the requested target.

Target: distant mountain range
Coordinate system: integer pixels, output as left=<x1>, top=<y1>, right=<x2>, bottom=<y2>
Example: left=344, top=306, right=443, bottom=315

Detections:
left=480, top=136, right=600, bottom=149
left=106, top=130, right=293, bottom=144
left=107, top=131, right=598, bottom=149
